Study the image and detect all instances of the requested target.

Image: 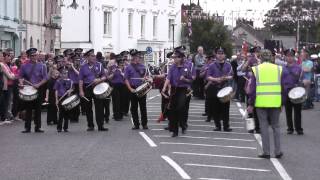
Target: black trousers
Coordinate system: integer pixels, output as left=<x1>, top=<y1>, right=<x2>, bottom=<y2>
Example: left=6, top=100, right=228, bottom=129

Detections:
left=24, top=87, right=45, bottom=131
left=246, top=96, right=260, bottom=131
left=237, top=76, right=246, bottom=102
left=47, top=102, right=58, bottom=124
left=184, top=94, right=191, bottom=128
left=208, top=87, right=230, bottom=130
left=285, top=98, right=302, bottom=131
left=111, top=84, right=126, bottom=119
left=168, top=87, right=187, bottom=134
left=69, top=85, right=80, bottom=122
left=160, top=90, right=170, bottom=119
left=83, top=86, right=105, bottom=129
left=123, top=87, right=130, bottom=114
left=103, top=98, right=110, bottom=123
left=57, top=103, right=69, bottom=130
left=130, top=93, right=147, bottom=127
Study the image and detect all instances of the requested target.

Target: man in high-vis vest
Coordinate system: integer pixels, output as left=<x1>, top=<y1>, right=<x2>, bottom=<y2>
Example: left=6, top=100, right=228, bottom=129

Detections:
left=247, top=49, right=285, bottom=159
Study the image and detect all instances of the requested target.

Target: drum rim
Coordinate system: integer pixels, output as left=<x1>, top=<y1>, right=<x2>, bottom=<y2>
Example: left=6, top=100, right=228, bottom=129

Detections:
left=93, top=82, right=110, bottom=95
left=136, top=82, right=149, bottom=91
left=62, top=95, right=78, bottom=105
left=217, top=86, right=233, bottom=97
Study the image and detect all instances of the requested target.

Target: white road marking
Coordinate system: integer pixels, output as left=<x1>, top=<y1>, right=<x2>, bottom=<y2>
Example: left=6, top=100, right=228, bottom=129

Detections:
left=148, top=123, right=244, bottom=129
left=161, top=155, right=191, bottom=179
left=198, top=178, right=231, bottom=180
left=153, top=135, right=255, bottom=142
left=139, top=132, right=157, bottom=147
left=172, top=152, right=261, bottom=160
left=160, top=142, right=256, bottom=150
left=147, top=94, right=161, bottom=100
left=151, top=129, right=250, bottom=135
left=185, top=163, right=270, bottom=172
left=147, top=119, right=244, bottom=124
left=236, top=102, right=242, bottom=108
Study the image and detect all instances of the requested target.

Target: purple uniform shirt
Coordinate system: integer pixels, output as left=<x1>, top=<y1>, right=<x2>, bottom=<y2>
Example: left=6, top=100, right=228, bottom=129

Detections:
left=282, top=63, right=302, bottom=96
left=206, top=61, right=233, bottom=87
left=167, top=63, right=193, bottom=88
left=79, top=61, right=105, bottom=84
left=68, top=68, right=79, bottom=84
left=124, top=63, right=146, bottom=87
left=110, top=68, right=125, bottom=85
left=247, top=63, right=287, bottom=106
left=19, top=62, right=48, bottom=85
left=54, top=78, right=73, bottom=97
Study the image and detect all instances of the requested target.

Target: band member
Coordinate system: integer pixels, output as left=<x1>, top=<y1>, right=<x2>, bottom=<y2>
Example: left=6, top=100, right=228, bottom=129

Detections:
left=120, top=51, right=130, bottom=116
left=162, top=48, right=193, bottom=137
left=200, top=54, right=214, bottom=122
left=67, top=53, right=81, bottom=123
left=45, top=69, right=59, bottom=125
left=108, top=54, right=126, bottom=121
left=283, top=49, right=303, bottom=135
left=79, top=49, right=108, bottom=131
left=55, top=68, right=73, bottom=132
left=74, top=48, right=86, bottom=65
left=124, top=49, right=149, bottom=130
left=206, top=47, right=233, bottom=132
left=19, top=48, right=48, bottom=133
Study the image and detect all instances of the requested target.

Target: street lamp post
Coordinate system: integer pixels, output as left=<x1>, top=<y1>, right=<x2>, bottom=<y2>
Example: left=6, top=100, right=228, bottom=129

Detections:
left=172, top=23, right=176, bottom=49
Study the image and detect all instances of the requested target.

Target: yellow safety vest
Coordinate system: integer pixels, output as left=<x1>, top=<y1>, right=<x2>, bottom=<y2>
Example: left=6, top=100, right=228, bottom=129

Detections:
left=252, top=62, right=282, bottom=108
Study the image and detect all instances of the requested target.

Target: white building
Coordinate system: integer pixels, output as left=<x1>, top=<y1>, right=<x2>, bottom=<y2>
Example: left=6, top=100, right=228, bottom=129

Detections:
left=61, top=0, right=182, bottom=65
left=0, top=0, right=20, bottom=54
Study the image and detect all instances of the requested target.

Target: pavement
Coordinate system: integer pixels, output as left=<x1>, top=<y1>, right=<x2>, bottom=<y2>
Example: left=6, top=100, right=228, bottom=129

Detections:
left=0, top=90, right=319, bottom=180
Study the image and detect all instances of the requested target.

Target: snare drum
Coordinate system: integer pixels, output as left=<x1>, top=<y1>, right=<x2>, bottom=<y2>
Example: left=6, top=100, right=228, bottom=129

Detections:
left=135, top=82, right=152, bottom=98
left=288, top=87, right=307, bottom=104
left=93, top=82, right=113, bottom=99
left=61, top=95, right=80, bottom=110
left=217, top=86, right=234, bottom=103
left=19, top=85, right=38, bottom=101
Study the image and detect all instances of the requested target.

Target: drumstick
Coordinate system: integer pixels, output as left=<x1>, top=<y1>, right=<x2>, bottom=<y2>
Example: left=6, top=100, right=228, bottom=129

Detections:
left=81, top=96, right=90, bottom=102
left=23, top=80, right=34, bottom=86
left=130, top=78, right=145, bottom=80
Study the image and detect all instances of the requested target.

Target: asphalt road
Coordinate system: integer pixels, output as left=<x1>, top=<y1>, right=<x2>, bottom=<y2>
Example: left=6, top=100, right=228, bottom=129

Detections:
left=0, top=90, right=319, bottom=180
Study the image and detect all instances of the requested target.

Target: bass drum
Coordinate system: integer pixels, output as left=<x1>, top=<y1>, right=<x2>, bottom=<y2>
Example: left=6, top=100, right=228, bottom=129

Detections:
left=288, top=87, right=307, bottom=104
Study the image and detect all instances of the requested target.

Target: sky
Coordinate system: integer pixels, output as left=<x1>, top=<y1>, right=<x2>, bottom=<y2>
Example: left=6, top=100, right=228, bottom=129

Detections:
left=181, top=0, right=280, bottom=27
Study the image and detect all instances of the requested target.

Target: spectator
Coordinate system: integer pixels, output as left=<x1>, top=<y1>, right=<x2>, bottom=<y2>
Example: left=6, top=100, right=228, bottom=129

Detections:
left=300, top=49, right=314, bottom=109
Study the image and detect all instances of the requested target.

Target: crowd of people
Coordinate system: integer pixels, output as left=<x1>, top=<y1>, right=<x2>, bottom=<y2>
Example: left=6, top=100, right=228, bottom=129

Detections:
left=0, top=44, right=319, bottom=158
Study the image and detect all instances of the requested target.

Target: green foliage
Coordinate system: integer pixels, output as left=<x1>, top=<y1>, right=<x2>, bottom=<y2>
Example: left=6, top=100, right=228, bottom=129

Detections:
left=188, top=18, right=233, bottom=57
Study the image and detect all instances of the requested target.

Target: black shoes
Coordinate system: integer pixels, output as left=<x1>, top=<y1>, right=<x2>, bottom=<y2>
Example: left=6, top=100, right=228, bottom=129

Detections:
left=213, top=127, right=221, bottom=131
left=297, top=130, right=304, bottom=135
left=202, top=113, right=207, bottom=116
left=258, top=154, right=271, bottom=159
left=132, top=126, right=140, bottom=130
left=142, top=125, right=148, bottom=130
left=182, top=129, right=186, bottom=134
left=275, top=152, right=283, bottom=159
left=98, top=127, right=108, bottom=131
left=87, top=127, right=94, bottom=131
left=21, top=130, right=31, bottom=133
left=248, top=129, right=254, bottom=134
left=35, top=129, right=44, bottom=133
left=224, top=128, right=233, bottom=132
left=171, top=133, right=178, bottom=137
left=287, top=130, right=294, bottom=135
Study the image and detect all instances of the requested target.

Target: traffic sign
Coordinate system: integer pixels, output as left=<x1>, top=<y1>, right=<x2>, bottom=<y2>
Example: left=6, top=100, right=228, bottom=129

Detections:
left=146, top=46, right=152, bottom=54
left=144, top=53, right=154, bottom=62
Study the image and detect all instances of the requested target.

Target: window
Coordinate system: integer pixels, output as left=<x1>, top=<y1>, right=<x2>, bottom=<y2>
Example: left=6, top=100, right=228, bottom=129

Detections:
left=37, top=39, right=40, bottom=49
left=141, top=15, right=145, bottom=39
left=104, top=11, right=112, bottom=36
left=169, top=0, right=174, bottom=5
left=168, top=19, right=174, bottom=40
left=128, top=13, right=133, bottom=37
left=30, top=37, right=33, bottom=48
left=153, top=16, right=158, bottom=39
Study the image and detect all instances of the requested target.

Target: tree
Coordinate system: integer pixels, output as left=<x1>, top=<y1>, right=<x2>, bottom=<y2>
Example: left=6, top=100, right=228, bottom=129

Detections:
left=188, top=18, right=233, bottom=57
left=264, top=0, right=320, bottom=44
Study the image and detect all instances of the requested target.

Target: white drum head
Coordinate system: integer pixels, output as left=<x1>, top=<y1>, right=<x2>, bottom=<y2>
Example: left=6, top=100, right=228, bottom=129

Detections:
left=62, top=95, right=77, bottom=105
left=93, top=82, right=109, bottom=95
left=136, top=83, right=148, bottom=92
left=20, top=85, right=37, bottom=95
left=217, top=87, right=233, bottom=98
left=289, top=87, right=306, bottom=99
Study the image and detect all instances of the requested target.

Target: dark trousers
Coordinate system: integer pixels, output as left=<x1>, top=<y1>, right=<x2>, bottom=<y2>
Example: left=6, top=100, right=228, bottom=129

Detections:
left=285, top=98, right=302, bottom=131
left=83, top=86, right=105, bottom=129
left=246, top=96, right=260, bottom=131
left=12, top=82, right=22, bottom=117
left=123, top=87, right=130, bottom=114
left=111, top=84, right=125, bottom=119
left=160, top=92, right=170, bottom=119
left=103, top=98, right=110, bottom=123
left=0, top=90, right=11, bottom=121
left=24, top=87, right=45, bottom=131
left=168, top=88, right=187, bottom=134
left=47, top=103, right=58, bottom=124
left=130, top=93, right=147, bottom=127
left=57, top=103, right=69, bottom=130
left=236, top=76, right=246, bottom=102
left=208, top=87, right=230, bottom=130
left=69, top=85, right=80, bottom=122
left=183, top=94, right=191, bottom=128
left=193, top=73, right=204, bottom=98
